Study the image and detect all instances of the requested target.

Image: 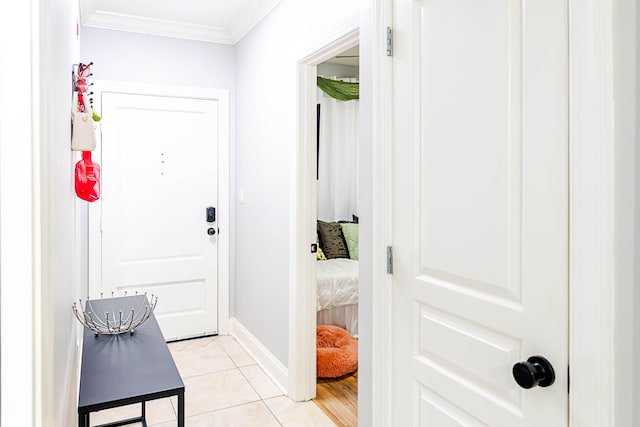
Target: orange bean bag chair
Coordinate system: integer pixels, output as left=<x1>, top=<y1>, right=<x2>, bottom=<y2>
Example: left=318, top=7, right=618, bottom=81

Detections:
left=316, top=325, right=358, bottom=378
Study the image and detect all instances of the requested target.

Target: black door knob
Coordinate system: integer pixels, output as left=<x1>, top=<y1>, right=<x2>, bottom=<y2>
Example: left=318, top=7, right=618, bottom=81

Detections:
left=512, top=356, right=555, bottom=389
left=207, top=227, right=216, bottom=236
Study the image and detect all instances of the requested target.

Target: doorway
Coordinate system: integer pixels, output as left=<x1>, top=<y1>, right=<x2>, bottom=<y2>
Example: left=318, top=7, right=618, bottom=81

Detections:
left=288, top=25, right=360, bottom=409
left=313, top=47, right=360, bottom=426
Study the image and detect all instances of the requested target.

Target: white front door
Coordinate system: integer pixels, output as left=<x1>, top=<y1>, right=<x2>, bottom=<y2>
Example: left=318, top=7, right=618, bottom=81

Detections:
left=391, top=0, right=568, bottom=425
left=92, top=92, right=219, bottom=340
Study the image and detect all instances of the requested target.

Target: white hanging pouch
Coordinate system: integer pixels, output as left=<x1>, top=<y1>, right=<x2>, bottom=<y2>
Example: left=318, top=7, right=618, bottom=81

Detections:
left=71, top=108, right=97, bottom=151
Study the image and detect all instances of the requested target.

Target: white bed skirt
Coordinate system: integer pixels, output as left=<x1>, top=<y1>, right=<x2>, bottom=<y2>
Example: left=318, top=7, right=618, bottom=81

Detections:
left=317, top=304, right=358, bottom=337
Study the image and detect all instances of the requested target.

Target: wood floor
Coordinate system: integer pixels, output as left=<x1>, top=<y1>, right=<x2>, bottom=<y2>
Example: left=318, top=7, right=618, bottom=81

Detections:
left=313, top=371, right=358, bottom=427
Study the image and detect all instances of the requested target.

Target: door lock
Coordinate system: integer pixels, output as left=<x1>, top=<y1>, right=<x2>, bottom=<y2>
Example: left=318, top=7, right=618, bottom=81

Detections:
left=207, top=227, right=216, bottom=236
left=206, top=207, right=216, bottom=222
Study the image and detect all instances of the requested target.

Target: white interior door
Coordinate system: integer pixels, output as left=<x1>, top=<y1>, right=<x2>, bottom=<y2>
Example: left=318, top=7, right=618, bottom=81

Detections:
left=391, top=0, right=568, bottom=425
left=94, top=92, right=219, bottom=340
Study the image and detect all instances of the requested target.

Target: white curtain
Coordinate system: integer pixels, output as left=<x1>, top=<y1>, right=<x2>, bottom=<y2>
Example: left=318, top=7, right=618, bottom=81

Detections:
left=317, top=78, right=359, bottom=222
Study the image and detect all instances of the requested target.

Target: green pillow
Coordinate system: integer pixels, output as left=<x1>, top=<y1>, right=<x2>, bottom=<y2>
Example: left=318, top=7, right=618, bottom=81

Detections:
left=340, top=223, right=359, bottom=260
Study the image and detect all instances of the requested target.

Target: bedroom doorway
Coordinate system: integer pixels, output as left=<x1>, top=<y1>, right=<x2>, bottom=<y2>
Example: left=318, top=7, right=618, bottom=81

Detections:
left=289, top=23, right=361, bottom=417
left=313, top=46, right=360, bottom=426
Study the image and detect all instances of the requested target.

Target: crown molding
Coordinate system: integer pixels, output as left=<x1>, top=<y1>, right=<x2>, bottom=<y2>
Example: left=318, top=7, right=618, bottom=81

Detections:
left=80, top=9, right=233, bottom=44
left=79, top=0, right=283, bottom=45
left=227, top=0, right=284, bottom=44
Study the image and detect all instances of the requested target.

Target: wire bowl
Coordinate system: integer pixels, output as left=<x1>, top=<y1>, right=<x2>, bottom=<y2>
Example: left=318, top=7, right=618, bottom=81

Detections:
left=72, top=292, right=158, bottom=335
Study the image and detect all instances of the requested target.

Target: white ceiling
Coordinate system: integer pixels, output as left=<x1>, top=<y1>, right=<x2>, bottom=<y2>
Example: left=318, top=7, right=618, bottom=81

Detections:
left=324, top=46, right=360, bottom=67
left=79, top=0, right=284, bottom=44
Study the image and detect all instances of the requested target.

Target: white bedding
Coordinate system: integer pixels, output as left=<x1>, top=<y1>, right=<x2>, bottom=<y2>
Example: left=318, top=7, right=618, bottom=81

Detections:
left=316, top=258, right=359, bottom=311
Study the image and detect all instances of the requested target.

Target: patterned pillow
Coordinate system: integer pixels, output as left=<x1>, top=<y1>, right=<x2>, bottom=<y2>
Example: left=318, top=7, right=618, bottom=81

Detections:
left=317, top=220, right=349, bottom=259
left=340, top=223, right=359, bottom=260
left=317, top=247, right=327, bottom=260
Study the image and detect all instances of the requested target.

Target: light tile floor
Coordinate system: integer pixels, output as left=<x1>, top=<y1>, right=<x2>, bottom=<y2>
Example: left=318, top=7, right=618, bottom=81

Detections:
left=89, top=335, right=337, bottom=427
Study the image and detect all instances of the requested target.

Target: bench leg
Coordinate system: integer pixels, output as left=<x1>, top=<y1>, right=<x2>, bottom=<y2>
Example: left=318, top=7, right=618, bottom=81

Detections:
left=177, top=392, right=185, bottom=427
left=78, top=411, right=89, bottom=427
left=141, top=401, right=147, bottom=427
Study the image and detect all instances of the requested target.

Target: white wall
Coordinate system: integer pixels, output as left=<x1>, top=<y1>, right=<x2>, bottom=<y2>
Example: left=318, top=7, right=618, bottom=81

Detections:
left=80, top=28, right=236, bottom=89
left=234, top=0, right=360, bottom=367
left=612, top=0, right=638, bottom=424
left=41, top=1, right=84, bottom=425
left=635, top=3, right=640, bottom=419
left=635, top=42, right=640, bottom=424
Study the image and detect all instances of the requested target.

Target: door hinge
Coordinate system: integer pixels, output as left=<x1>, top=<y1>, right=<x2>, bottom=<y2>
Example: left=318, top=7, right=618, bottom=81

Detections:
left=386, top=27, right=393, bottom=57
left=386, top=246, right=393, bottom=274
left=567, top=366, right=570, bottom=394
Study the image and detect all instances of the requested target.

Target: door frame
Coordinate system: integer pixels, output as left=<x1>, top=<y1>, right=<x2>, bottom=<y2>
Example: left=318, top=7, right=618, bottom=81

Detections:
left=567, top=0, right=617, bottom=424
left=88, top=80, right=231, bottom=336
left=289, top=25, right=360, bottom=401
left=0, top=1, right=42, bottom=424
left=291, top=0, right=618, bottom=424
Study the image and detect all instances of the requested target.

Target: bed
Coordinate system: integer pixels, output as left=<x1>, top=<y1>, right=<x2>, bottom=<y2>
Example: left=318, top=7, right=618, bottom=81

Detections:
left=316, top=258, right=359, bottom=337
left=316, top=219, right=359, bottom=336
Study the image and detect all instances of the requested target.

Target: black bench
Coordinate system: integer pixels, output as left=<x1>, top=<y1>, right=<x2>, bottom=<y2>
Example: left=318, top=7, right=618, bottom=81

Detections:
left=78, top=295, right=185, bottom=427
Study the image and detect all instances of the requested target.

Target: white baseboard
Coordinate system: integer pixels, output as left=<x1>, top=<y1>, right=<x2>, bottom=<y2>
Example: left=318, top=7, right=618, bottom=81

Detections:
left=229, top=317, right=288, bottom=395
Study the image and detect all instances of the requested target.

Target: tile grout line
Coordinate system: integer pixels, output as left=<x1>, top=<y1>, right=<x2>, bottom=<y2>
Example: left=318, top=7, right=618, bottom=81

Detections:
left=258, top=398, right=285, bottom=427
left=227, top=338, right=286, bottom=425
left=236, top=363, right=285, bottom=426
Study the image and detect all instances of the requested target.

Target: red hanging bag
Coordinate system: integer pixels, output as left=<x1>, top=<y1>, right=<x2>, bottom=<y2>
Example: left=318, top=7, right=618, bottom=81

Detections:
left=75, top=151, right=101, bottom=202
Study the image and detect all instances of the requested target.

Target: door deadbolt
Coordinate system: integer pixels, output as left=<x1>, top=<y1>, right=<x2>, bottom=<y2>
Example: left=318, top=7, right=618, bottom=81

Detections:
left=206, top=207, right=216, bottom=222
